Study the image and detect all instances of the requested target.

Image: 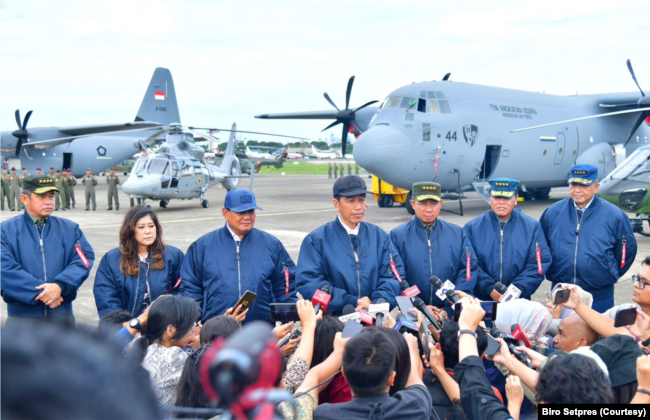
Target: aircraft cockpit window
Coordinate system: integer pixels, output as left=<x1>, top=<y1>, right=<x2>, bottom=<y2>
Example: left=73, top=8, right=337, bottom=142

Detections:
left=181, top=161, right=192, bottom=177
left=417, top=98, right=427, bottom=113
left=193, top=162, right=202, bottom=175
left=399, top=97, right=417, bottom=109
left=133, top=159, right=147, bottom=175
left=420, top=91, right=427, bottom=98
left=427, top=91, right=436, bottom=99
left=436, top=92, right=447, bottom=99
left=428, top=100, right=440, bottom=114
left=386, top=96, right=401, bottom=108
left=171, top=161, right=180, bottom=177
left=147, top=159, right=169, bottom=175
left=609, top=149, right=650, bottom=183
left=439, top=100, right=452, bottom=114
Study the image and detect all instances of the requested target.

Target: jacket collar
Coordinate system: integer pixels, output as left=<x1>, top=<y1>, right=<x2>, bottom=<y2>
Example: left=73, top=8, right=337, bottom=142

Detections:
left=488, top=209, right=519, bottom=225
left=351, top=392, right=390, bottom=404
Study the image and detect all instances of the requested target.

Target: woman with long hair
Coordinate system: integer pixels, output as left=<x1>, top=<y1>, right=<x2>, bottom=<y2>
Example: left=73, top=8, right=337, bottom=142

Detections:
left=93, top=206, right=185, bottom=318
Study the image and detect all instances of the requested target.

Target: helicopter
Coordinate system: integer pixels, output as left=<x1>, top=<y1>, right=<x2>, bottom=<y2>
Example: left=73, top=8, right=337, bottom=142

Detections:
left=121, top=123, right=305, bottom=208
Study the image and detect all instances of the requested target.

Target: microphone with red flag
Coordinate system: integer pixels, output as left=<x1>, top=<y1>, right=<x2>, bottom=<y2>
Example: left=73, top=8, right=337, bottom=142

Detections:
left=358, top=307, right=376, bottom=326
left=311, top=285, right=332, bottom=314
left=399, top=280, right=421, bottom=298
left=511, top=324, right=533, bottom=349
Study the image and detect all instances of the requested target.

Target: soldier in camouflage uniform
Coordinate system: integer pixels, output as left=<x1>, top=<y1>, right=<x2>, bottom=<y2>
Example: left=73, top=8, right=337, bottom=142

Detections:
left=82, top=168, right=97, bottom=211
left=106, top=169, right=120, bottom=210
left=54, top=170, right=67, bottom=211
left=1, top=167, right=12, bottom=211
left=67, top=168, right=77, bottom=209
left=9, top=167, right=23, bottom=212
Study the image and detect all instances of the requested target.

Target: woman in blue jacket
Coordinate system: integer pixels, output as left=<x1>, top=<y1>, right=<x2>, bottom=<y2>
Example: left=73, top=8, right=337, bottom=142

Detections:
left=93, top=206, right=184, bottom=318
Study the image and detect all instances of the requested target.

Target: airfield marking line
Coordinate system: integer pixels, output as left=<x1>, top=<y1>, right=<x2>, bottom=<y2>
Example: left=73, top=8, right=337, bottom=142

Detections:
left=78, top=208, right=337, bottom=229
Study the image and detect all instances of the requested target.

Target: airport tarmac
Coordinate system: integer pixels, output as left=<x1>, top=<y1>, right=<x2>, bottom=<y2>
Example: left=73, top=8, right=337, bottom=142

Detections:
left=2, top=174, right=648, bottom=325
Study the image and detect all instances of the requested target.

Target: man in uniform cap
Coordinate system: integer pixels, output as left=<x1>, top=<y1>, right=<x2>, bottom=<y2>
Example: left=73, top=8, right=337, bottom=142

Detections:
left=53, top=170, right=67, bottom=211
left=390, top=182, right=478, bottom=313
left=181, top=189, right=297, bottom=324
left=49, top=167, right=55, bottom=177
left=541, top=164, right=636, bottom=313
left=333, top=162, right=338, bottom=179
left=296, top=175, right=406, bottom=315
left=1, top=174, right=94, bottom=325
left=62, top=169, right=72, bottom=210
left=9, top=167, right=22, bottom=212
left=1, top=167, right=12, bottom=211
left=464, top=178, right=551, bottom=302
left=82, top=168, right=97, bottom=211
left=106, top=169, right=120, bottom=210
left=66, top=169, right=77, bottom=209
left=328, top=163, right=332, bottom=179
left=36, top=167, right=42, bottom=175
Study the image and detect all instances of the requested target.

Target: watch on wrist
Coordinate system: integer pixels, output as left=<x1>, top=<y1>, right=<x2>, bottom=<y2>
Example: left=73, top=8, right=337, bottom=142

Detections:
left=457, top=329, right=477, bottom=340
left=642, top=337, right=650, bottom=348
left=129, top=318, right=142, bottom=332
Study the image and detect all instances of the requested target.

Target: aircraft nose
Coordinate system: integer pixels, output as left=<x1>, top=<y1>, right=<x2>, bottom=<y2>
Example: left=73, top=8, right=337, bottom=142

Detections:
left=354, top=125, right=411, bottom=183
left=122, top=176, right=160, bottom=195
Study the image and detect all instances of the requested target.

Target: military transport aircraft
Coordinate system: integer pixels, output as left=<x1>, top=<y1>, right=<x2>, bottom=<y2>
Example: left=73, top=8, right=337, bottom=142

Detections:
left=256, top=61, right=650, bottom=214
left=0, top=68, right=180, bottom=177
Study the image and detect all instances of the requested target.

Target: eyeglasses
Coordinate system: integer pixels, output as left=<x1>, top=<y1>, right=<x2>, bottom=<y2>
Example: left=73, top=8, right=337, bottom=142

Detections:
left=545, top=292, right=556, bottom=308
left=633, top=275, right=650, bottom=290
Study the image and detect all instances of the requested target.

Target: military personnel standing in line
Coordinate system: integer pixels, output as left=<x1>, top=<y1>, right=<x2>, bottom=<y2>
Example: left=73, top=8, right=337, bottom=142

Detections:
left=67, top=169, right=77, bottom=209
left=355, top=163, right=360, bottom=176
left=347, top=163, right=352, bottom=176
left=82, top=168, right=97, bottom=211
left=334, top=163, right=338, bottom=179
left=340, top=163, right=344, bottom=177
left=9, top=168, right=22, bottom=212
left=49, top=167, right=55, bottom=177
left=62, top=169, right=73, bottom=210
left=106, top=169, right=120, bottom=210
left=36, top=167, right=42, bottom=175
left=328, top=163, right=332, bottom=179
left=54, top=170, right=67, bottom=211
left=20, top=168, right=29, bottom=210
left=1, top=167, right=12, bottom=211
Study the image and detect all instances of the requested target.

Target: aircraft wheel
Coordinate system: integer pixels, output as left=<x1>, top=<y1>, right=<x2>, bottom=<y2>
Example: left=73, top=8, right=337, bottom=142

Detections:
left=160, top=199, right=169, bottom=208
left=383, top=195, right=394, bottom=207
left=201, top=200, right=209, bottom=208
left=405, top=192, right=415, bottom=215
left=519, top=190, right=534, bottom=201
left=533, top=189, right=551, bottom=200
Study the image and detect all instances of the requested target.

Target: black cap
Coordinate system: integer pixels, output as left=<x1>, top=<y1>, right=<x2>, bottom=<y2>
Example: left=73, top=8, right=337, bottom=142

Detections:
left=22, top=175, right=59, bottom=195
left=333, top=175, right=370, bottom=197
left=590, top=335, right=643, bottom=387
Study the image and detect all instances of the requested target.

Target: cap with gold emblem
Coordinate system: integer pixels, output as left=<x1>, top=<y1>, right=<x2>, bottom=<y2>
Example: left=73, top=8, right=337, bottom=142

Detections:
left=412, top=182, right=442, bottom=202
left=22, top=175, right=59, bottom=195
left=488, top=178, right=519, bottom=198
left=568, top=164, right=598, bottom=186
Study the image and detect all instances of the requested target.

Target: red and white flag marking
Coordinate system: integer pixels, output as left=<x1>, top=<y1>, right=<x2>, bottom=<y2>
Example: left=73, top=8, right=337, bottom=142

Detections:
left=155, top=91, right=165, bottom=101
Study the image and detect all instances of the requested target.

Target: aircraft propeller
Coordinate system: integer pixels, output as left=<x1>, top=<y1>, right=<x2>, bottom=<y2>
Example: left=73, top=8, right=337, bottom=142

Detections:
left=12, top=109, right=33, bottom=156
left=320, top=76, right=378, bottom=157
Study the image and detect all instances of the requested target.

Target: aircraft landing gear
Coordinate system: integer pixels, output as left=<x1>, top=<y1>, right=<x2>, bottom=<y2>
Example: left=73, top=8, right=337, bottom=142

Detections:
left=519, top=190, right=534, bottom=201
left=405, top=192, right=415, bottom=215
left=201, top=199, right=209, bottom=208
left=533, top=189, right=551, bottom=200
left=160, top=199, right=169, bottom=208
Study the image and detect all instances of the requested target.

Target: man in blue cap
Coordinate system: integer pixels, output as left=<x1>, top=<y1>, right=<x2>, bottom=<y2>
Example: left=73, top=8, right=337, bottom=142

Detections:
left=181, top=189, right=297, bottom=324
left=296, top=175, right=406, bottom=315
left=540, top=164, right=637, bottom=312
left=464, top=178, right=551, bottom=302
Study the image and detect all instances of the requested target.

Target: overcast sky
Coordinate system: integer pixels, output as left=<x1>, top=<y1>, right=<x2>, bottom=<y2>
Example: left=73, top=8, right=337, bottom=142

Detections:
left=1, top=0, right=649, bottom=144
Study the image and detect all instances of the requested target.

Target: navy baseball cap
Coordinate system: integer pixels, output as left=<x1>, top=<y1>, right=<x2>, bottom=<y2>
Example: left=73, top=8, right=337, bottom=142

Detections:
left=333, top=175, right=370, bottom=197
left=224, top=189, right=263, bottom=212
left=568, top=164, right=598, bottom=185
left=489, top=178, right=519, bottom=198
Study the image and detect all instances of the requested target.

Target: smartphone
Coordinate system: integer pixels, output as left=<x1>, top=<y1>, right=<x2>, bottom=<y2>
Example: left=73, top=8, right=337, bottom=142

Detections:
left=453, top=301, right=498, bottom=322
left=485, top=334, right=501, bottom=359
left=277, top=329, right=302, bottom=348
left=552, top=289, right=570, bottom=306
left=396, top=296, right=418, bottom=322
left=270, top=303, right=300, bottom=323
left=419, top=321, right=431, bottom=359
left=342, top=319, right=364, bottom=338
left=614, top=307, right=637, bottom=328
left=234, top=290, right=258, bottom=311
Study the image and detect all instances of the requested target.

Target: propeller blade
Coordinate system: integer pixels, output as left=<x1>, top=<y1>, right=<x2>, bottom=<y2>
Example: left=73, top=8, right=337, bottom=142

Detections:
left=599, top=103, right=638, bottom=108
left=15, top=139, right=22, bottom=157
left=352, top=100, right=379, bottom=114
left=186, top=126, right=309, bottom=140
left=23, top=110, right=33, bottom=129
left=341, top=123, right=350, bottom=158
left=15, top=110, right=21, bottom=129
left=623, top=113, right=647, bottom=148
left=323, top=92, right=340, bottom=111
left=511, top=107, right=650, bottom=133
left=627, top=59, right=645, bottom=97
left=144, top=129, right=169, bottom=143
left=442, top=73, right=451, bottom=81
left=345, top=76, right=355, bottom=110
left=321, top=120, right=341, bottom=132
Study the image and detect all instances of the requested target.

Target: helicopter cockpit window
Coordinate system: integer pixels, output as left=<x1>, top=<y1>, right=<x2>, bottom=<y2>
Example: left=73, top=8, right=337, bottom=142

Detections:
left=181, top=161, right=192, bottom=177
left=133, top=159, right=147, bottom=175
left=386, top=96, right=401, bottom=108
left=609, top=148, right=650, bottom=183
left=171, top=161, right=180, bottom=177
left=193, top=162, right=202, bottom=175
left=147, top=159, right=169, bottom=175
left=399, top=97, right=417, bottom=109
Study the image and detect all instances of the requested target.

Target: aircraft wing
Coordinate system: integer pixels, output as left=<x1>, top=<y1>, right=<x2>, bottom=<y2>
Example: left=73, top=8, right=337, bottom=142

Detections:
left=255, top=110, right=338, bottom=120
left=58, top=121, right=161, bottom=135
left=23, top=126, right=166, bottom=149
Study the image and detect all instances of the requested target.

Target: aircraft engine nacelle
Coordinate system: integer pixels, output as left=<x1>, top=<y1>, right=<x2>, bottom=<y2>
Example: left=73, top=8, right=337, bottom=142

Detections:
left=576, top=142, right=621, bottom=180
left=191, top=146, right=204, bottom=161
left=221, top=156, right=241, bottom=191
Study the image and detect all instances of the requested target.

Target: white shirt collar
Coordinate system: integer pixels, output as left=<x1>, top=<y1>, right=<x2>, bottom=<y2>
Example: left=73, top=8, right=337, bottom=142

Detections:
left=338, top=215, right=360, bottom=235
left=226, top=223, right=242, bottom=242
left=574, top=197, right=595, bottom=211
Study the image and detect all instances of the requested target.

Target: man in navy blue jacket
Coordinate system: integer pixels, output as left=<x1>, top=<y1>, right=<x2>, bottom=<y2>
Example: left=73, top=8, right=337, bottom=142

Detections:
left=296, top=176, right=406, bottom=315
left=390, top=182, right=478, bottom=311
left=181, top=189, right=296, bottom=324
left=1, top=175, right=95, bottom=325
left=540, top=164, right=636, bottom=313
left=464, top=178, right=551, bottom=302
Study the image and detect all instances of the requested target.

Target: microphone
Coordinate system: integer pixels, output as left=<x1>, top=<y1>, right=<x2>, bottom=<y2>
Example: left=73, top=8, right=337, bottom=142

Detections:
left=511, top=324, right=533, bottom=349
left=394, top=314, right=418, bottom=336
left=494, top=282, right=507, bottom=295
left=312, top=285, right=332, bottom=314
left=399, top=280, right=420, bottom=298
left=358, top=307, right=375, bottom=326
left=412, top=298, right=441, bottom=331
left=430, top=276, right=459, bottom=303
left=338, top=305, right=360, bottom=323
left=489, top=327, right=533, bottom=368
left=342, top=305, right=356, bottom=316
left=372, top=298, right=387, bottom=327
left=495, top=282, right=522, bottom=302
left=430, top=275, right=443, bottom=289
left=445, top=289, right=460, bottom=305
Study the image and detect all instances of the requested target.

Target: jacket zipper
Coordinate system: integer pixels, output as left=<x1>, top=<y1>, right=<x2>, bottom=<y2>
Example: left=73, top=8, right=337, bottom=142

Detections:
left=499, top=223, right=505, bottom=283
left=131, top=267, right=141, bottom=316
left=236, top=241, right=242, bottom=299
left=36, top=224, right=48, bottom=317
left=574, top=209, right=585, bottom=284
left=349, top=236, right=361, bottom=298
left=427, top=229, right=434, bottom=304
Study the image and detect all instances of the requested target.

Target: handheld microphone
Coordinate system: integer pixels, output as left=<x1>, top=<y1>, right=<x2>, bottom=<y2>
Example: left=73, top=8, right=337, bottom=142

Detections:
left=511, top=324, right=533, bottom=349
left=312, top=285, right=332, bottom=314
left=399, top=280, right=421, bottom=298
left=394, top=314, right=418, bottom=336
left=494, top=282, right=507, bottom=295
left=371, top=298, right=388, bottom=327
left=430, top=276, right=458, bottom=302
left=412, top=298, right=441, bottom=331
left=430, top=275, right=443, bottom=289
left=338, top=305, right=360, bottom=323
left=489, top=327, right=533, bottom=368
left=358, top=307, right=376, bottom=326
left=495, top=282, right=521, bottom=302
left=445, top=289, right=460, bottom=305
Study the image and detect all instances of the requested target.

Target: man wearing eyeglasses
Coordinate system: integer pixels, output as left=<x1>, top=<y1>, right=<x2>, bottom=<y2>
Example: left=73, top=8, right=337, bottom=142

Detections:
left=390, top=182, right=478, bottom=313
left=540, top=164, right=637, bottom=313
left=180, top=189, right=297, bottom=324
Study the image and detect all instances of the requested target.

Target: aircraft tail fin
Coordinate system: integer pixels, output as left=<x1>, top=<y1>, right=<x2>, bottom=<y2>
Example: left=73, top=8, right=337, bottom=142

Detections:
left=135, top=68, right=181, bottom=125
